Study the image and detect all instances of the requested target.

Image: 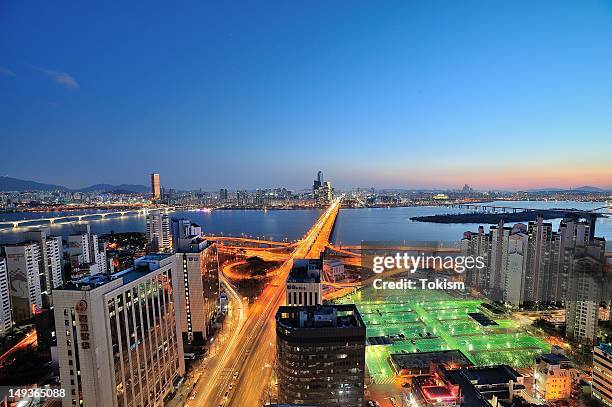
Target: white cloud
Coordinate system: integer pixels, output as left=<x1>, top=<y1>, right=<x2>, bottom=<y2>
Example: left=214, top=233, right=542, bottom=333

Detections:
left=0, top=66, right=15, bottom=76
left=41, top=68, right=79, bottom=89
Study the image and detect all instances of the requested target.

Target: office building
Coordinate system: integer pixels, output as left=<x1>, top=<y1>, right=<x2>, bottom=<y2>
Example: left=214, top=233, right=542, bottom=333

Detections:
left=146, top=210, right=171, bottom=252
left=276, top=304, right=366, bottom=406
left=286, top=258, right=322, bottom=306
left=593, top=343, right=612, bottom=407
left=2, top=242, right=43, bottom=322
left=533, top=353, right=572, bottom=401
left=175, top=237, right=219, bottom=343
left=53, top=254, right=184, bottom=407
left=151, top=172, right=161, bottom=201
left=0, top=257, right=12, bottom=337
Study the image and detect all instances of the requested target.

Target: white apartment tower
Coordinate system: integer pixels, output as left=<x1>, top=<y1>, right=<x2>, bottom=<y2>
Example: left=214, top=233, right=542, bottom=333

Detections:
left=175, top=237, right=219, bottom=343
left=146, top=210, right=171, bottom=252
left=53, top=254, right=185, bottom=407
left=68, top=224, right=107, bottom=277
left=2, top=242, right=43, bottom=322
left=24, top=228, right=64, bottom=299
left=504, top=231, right=529, bottom=307
left=0, top=258, right=12, bottom=337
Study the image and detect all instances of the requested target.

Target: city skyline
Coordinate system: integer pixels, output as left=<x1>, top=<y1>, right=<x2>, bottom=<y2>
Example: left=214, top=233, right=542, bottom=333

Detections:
left=2, top=1, right=612, bottom=190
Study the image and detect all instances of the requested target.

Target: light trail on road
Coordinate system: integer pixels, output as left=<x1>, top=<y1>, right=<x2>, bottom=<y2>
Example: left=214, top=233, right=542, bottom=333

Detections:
left=188, top=199, right=341, bottom=407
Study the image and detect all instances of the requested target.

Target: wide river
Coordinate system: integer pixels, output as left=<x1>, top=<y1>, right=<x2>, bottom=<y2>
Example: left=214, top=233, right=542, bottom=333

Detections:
left=0, top=201, right=610, bottom=246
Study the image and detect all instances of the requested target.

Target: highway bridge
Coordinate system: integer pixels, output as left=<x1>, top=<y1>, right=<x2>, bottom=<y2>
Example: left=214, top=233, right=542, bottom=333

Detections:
left=0, top=206, right=188, bottom=229
left=192, top=199, right=341, bottom=407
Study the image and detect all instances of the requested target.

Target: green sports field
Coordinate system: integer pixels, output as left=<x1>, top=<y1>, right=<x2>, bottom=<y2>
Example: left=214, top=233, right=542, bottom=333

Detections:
left=336, top=286, right=549, bottom=383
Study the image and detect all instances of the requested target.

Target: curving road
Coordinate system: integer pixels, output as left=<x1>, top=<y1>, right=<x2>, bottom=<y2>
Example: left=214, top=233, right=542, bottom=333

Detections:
left=187, top=199, right=341, bottom=407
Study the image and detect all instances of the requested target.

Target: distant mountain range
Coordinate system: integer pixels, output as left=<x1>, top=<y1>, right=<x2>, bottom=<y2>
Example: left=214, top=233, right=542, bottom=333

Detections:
left=526, top=186, right=608, bottom=193
left=0, top=176, right=149, bottom=193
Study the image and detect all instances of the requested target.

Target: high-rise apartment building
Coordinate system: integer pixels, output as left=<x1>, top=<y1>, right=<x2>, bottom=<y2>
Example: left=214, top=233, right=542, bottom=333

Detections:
left=488, top=221, right=512, bottom=300
left=593, top=343, right=612, bottom=407
left=151, top=172, right=161, bottom=201
left=503, top=230, right=529, bottom=307
left=565, top=238, right=606, bottom=342
left=0, top=258, right=12, bottom=337
left=175, top=236, right=219, bottom=343
left=68, top=224, right=107, bottom=278
left=276, top=304, right=366, bottom=406
left=286, top=258, right=322, bottom=306
left=146, top=210, right=171, bottom=252
left=524, top=216, right=554, bottom=303
left=53, top=254, right=184, bottom=407
left=24, top=228, right=64, bottom=301
left=2, top=242, right=43, bottom=322
left=463, top=215, right=606, bottom=317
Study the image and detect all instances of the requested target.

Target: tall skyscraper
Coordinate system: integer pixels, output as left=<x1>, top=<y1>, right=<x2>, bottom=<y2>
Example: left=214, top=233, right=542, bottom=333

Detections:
left=276, top=304, right=366, bottom=406
left=593, top=343, right=612, bottom=407
left=2, top=242, right=43, bottom=322
left=175, top=236, right=219, bottom=343
left=146, top=210, right=171, bottom=252
left=151, top=172, right=161, bottom=201
left=0, top=257, right=12, bottom=337
left=286, top=258, right=322, bottom=306
left=53, top=254, right=185, bottom=407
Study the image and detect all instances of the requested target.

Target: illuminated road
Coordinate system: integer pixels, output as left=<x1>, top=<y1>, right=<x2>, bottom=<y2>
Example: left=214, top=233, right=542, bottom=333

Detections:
left=0, top=329, right=37, bottom=367
left=189, top=199, right=341, bottom=407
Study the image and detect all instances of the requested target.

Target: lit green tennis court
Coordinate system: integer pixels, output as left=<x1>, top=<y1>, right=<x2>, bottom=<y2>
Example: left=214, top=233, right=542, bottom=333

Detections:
left=337, top=286, right=549, bottom=383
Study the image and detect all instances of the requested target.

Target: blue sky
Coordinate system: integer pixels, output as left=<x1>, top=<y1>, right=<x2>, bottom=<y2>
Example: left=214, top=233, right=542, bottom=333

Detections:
left=1, top=1, right=611, bottom=190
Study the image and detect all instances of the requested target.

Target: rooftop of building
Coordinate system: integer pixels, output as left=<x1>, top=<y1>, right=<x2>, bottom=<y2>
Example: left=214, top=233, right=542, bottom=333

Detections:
left=597, top=342, right=612, bottom=355
left=287, top=258, right=322, bottom=283
left=413, top=374, right=459, bottom=403
left=390, top=350, right=473, bottom=371
left=58, top=253, right=173, bottom=291
left=461, top=364, right=522, bottom=386
left=536, top=353, right=571, bottom=366
left=276, top=304, right=365, bottom=330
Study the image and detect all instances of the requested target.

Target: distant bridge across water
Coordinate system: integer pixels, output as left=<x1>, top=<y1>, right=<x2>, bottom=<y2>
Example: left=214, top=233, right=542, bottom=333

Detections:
left=0, top=206, right=191, bottom=229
